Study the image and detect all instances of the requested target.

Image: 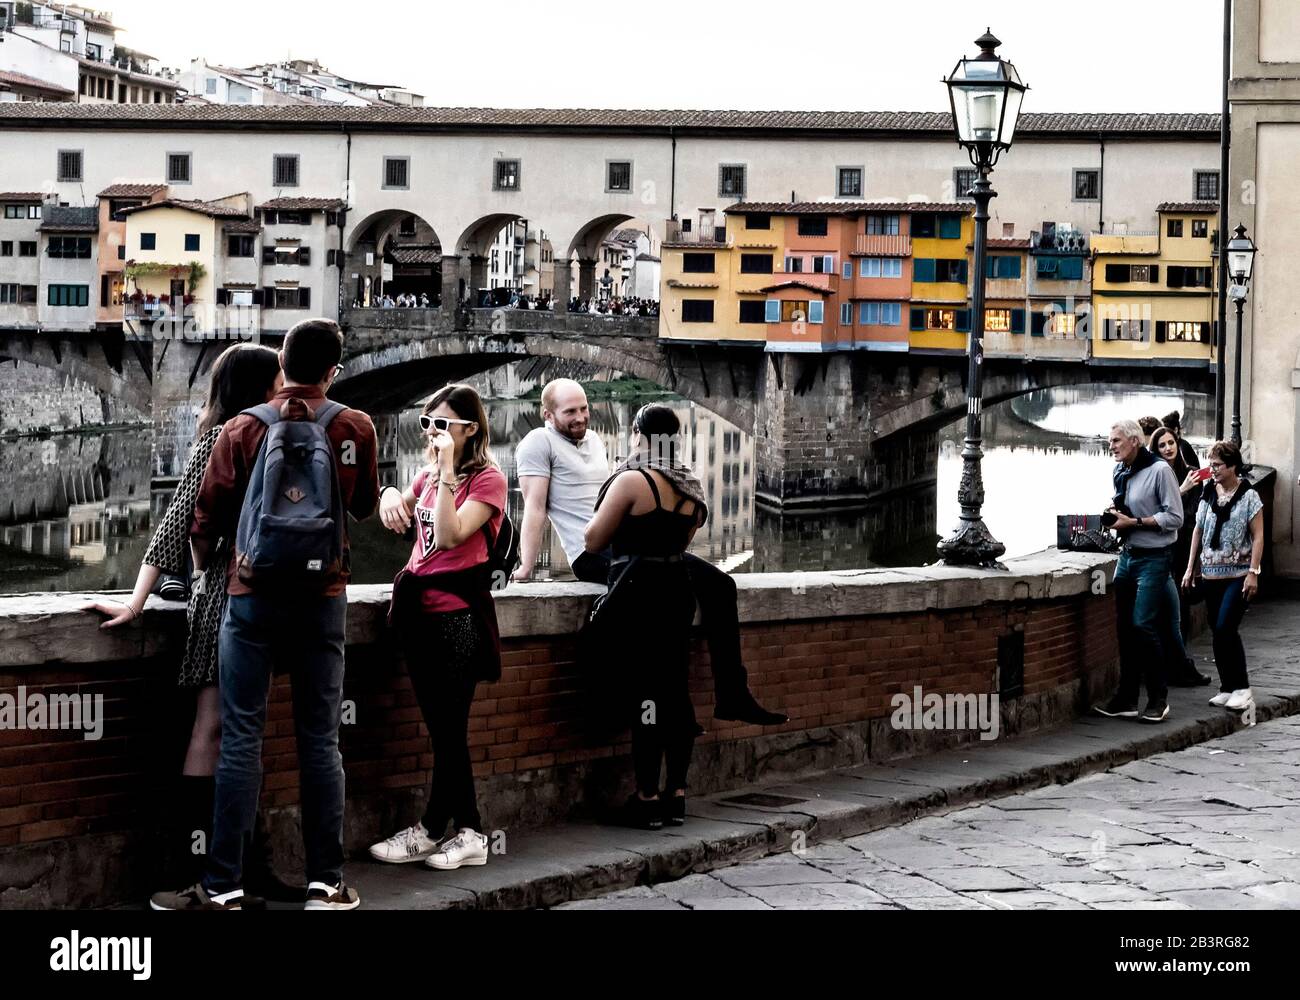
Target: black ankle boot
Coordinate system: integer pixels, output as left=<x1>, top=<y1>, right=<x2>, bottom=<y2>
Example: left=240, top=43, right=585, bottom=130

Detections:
left=243, top=811, right=306, bottom=903
left=714, top=689, right=788, bottom=726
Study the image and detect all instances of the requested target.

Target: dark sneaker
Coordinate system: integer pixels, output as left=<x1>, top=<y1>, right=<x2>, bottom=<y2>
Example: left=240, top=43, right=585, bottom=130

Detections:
left=1139, top=702, right=1170, bottom=723
left=613, top=796, right=663, bottom=831
left=304, top=881, right=360, bottom=911
left=661, top=794, right=686, bottom=827
left=149, top=884, right=255, bottom=911
left=1093, top=696, right=1139, bottom=719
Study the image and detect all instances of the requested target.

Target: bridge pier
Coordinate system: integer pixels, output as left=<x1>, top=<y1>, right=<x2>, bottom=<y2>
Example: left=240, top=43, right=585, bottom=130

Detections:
left=440, top=254, right=463, bottom=314
left=150, top=336, right=208, bottom=478
left=754, top=353, right=874, bottom=510
left=553, top=258, right=573, bottom=307
left=577, top=258, right=597, bottom=301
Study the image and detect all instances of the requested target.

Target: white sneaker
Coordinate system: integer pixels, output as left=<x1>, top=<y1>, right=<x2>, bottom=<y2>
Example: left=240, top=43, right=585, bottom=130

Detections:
left=1225, top=688, right=1254, bottom=711
left=368, top=823, right=439, bottom=864
left=1209, top=691, right=1233, bottom=707
left=425, top=829, right=488, bottom=870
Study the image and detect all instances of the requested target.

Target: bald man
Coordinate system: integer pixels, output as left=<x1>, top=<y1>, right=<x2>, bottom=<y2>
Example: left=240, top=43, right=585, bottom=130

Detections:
left=514, top=379, right=786, bottom=727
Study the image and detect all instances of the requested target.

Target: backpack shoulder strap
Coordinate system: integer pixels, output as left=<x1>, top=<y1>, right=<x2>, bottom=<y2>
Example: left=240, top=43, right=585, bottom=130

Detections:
left=241, top=403, right=281, bottom=426
left=314, top=400, right=346, bottom=429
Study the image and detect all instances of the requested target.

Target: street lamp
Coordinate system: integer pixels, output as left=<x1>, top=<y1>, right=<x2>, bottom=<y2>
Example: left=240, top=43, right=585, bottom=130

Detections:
left=1225, top=223, right=1258, bottom=448
left=936, top=29, right=1027, bottom=569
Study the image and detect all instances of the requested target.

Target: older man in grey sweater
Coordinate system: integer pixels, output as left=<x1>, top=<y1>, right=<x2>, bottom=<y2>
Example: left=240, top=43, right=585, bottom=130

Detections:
left=1094, top=419, right=1185, bottom=723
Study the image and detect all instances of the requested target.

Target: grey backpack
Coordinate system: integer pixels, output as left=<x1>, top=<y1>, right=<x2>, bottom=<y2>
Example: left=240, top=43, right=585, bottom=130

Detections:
left=234, top=400, right=347, bottom=591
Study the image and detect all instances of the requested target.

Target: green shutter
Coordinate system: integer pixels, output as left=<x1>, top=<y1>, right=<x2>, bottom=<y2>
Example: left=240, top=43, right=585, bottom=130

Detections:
left=1058, top=257, right=1083, bottom=280
left=956, top=260, right=969, bottom=284
left=956, top=309, right=971, bottom=332
left=910, top=308, right=925, bottom=331
left=913, top=258, right=936, bottom=283
left=1010, top=309, right=1025, bottom=334
left=1031, top=311, right=1047, bottom=336
left=939, top=215, right=962, bottom=239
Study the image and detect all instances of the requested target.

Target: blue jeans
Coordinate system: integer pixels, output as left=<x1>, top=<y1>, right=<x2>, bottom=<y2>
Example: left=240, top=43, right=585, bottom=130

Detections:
left=1112, top=547, right=1173, bottom=706
left=204, top=592, right=348, bottom=893
left=1202, top=577, right=1250, bottom=692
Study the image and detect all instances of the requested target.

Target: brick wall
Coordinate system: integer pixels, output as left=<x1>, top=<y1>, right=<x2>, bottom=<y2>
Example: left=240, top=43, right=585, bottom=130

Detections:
left=0, top=551, right=1120, bottom=906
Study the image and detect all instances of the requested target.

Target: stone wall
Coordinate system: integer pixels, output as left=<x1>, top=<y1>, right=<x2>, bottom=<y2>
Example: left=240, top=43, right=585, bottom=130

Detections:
left=0, top=362, right=113, bottom=434
left=0, top=549, right=1118, bottom=908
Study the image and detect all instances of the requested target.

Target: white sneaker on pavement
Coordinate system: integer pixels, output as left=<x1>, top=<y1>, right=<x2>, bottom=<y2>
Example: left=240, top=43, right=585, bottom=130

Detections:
left=1225, top=688, right=1254, bottom=711
left=1209, top=691, right=1233, bottom=707
left=368, top=822, right=439, bottom=864
left=425, top=829, right=489, bottom=870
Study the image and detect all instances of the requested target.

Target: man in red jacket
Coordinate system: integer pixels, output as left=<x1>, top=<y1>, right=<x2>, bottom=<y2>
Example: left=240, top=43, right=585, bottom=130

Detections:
left=152, top=318, right=379, bottom=911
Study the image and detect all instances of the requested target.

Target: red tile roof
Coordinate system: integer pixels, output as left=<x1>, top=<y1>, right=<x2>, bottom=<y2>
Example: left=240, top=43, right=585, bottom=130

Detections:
left=0, top=192, right=47, bottom=202
left=0, top=70, right=75, bottom=98
left=0, top=105, right=1222, bottom=137
left=1157, top=202, right=1219, bottom=213
left=756, top=280, right=833, bottom=295
left=390, top=246, right=441, bottom=265
left=730, top=201, right=971, bottom=215
left=222, top=219, right=263, bottom=233
left=983, top=238, right=1032, bottom=249
left=97, top=183, right=168, bottom=198
left=257, top=197, right=346, bottom=211
left=117, top=198, right=251, bottom=219
left=662, top=241, right=729, bottom=249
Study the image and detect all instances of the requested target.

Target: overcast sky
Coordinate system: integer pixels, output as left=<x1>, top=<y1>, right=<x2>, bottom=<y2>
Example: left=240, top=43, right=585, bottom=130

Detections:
left=108, top=0, right=1225, bottom=112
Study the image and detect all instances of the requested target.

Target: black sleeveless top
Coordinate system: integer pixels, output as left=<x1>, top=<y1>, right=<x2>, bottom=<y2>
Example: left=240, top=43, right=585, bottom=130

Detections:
left=609, top=470, right=699, bottom=559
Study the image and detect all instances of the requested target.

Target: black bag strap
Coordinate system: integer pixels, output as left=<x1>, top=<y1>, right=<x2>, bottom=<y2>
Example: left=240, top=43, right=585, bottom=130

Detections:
left=637, top=469, right=663, bottom=509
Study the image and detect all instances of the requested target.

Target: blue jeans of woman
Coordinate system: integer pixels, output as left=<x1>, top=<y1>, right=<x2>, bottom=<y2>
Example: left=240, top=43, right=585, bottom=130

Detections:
left=1201, top=577, right=1250, bottom=692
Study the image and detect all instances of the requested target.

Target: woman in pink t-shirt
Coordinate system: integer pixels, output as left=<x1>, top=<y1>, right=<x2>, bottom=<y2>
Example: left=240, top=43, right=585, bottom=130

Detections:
left=369, top=384, right=506, bottom=873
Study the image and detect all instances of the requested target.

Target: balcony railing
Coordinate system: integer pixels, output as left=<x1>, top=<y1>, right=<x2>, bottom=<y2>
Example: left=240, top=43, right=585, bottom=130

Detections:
left=854, top=234, right=911, bottom=257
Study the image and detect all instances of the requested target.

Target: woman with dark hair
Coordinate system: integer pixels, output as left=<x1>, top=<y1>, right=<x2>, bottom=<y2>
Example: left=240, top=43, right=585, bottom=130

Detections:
left=370, top=383, right=506, bottom=871
left=584, top=403, right=707, bottom=829
left=88, top=343, right=286, bottom=891
left=1151, top=425, right=1210, bottom=686
left=1182, top=440, right=1265, bottom=713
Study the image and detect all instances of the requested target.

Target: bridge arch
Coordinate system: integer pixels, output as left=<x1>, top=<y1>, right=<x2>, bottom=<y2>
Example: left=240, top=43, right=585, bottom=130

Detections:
left=345, top=209, right=443, bottom=307
left=0, top=331, right=151, bottom=419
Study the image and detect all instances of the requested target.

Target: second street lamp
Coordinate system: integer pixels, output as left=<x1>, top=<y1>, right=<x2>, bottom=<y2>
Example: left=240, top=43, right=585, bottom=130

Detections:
left=937, top=30, right=1027, bottom=568
left=1225, top=223, right=1258, bottom=449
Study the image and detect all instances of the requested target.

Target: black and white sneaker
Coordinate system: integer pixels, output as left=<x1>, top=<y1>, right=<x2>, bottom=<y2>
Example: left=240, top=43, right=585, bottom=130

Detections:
left=1093, top=696, right=1139, bottom=719
left=1139, top=702, right=1170, bottom=723
left=304, top=881, right=360, bottom=911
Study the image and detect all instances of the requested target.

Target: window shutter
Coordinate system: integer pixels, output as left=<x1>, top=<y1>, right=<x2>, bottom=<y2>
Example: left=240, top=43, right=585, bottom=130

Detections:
left=263, top=286, right=275, bottom=307
left=986, top=257, right=997, bottom=280
left=251, top=288, right=263, bottom=306
left=956, top=309, right=971, bottom=332
left=913, top=258, right=936, bottom=283
left=1167, top=267, right=1183, bottom=289
left=764, top=299, right=779, bottom=323
left=840, top=303, right=852, bottom=325
left=808, top=300, right=824, bottom=325
left=1031, top=311, right=1047, bottom=336
left=824, top=256, right=835, bottom=273
left=263, top=247, right=276, bottom=265
left=956, top=260, right=969, bottom=284
left=1104, top=264, right=1127, bottom=283
left=1058, top=257, right=1082, bottom=281
left=1154, top=321, right=1167, bottom=343
left=939, top=215, right=962, bottom=239
left=1010, top=309, right=1025, bottom=334
left=216, top=288, right=228, bottom=305
left=842, top=262, right=852, bottom=279
left=299, top=287, right=311, bottom=308
left=910, top=308, right=925, bottom=331
left=299, top=246, right=311, bottom=266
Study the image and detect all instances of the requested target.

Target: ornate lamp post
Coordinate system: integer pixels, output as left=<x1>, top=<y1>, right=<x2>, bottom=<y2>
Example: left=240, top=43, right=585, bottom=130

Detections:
left=937, top=29, right=1027, bottom=568
left=1225, top=223, right=1258, bottom=448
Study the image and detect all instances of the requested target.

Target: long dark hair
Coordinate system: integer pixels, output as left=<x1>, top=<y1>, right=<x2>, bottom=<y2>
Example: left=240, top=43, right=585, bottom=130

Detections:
left=198, top=344, right=281, bottom=436
left=1150, top=426, right=1190, bottom=483
left=423, top=383, right=495, bottom=475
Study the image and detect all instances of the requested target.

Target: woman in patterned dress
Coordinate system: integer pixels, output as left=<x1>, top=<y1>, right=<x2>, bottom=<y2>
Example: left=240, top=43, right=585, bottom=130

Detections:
left=88, top=343, right=283, bottom=888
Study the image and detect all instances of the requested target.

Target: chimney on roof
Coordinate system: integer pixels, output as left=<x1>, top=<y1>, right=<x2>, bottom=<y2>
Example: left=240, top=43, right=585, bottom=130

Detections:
left=790, top=190, right=795, bottom=203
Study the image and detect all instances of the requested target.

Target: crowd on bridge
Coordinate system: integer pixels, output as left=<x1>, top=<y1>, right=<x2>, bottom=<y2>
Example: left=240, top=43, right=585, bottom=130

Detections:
left=1092, top=412, right=1264, bottom=725
left=91, top=323, right=783, bottom=912
left=568, top=295, right=659, bottom=316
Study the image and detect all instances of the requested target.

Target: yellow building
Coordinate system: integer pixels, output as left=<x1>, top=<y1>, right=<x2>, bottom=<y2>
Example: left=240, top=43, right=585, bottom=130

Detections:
left=120, top=196, right=250, bottom=336
left=907, top=209, right=976, bottom=353
left=1091, top=202, right=1218, bottom=364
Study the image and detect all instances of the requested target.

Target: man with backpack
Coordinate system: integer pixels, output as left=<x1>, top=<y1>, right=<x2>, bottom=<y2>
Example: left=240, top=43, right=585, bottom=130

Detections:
left=151, top=319, right=380, bottom=911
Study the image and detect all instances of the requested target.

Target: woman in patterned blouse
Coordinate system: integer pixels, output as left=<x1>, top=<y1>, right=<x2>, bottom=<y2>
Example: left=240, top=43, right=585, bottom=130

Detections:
left=1181, top=440, right=1266, bottom=714
left=88, top=343, right=282, bottom=887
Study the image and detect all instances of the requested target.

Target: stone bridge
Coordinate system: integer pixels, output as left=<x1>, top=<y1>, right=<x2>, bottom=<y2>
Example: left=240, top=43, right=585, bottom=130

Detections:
left=0, top=327, right=153, bottom=420
left=337, top=307, right=1216, bottom=508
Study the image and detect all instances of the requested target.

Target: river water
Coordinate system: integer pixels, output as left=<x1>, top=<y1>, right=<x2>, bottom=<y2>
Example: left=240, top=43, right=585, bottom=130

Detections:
left=0, top=385, right=1212, bottom=595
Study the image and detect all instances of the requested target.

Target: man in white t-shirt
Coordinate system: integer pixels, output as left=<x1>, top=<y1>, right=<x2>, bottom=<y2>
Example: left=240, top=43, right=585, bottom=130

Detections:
left=513, top=379, right=786, bottom=727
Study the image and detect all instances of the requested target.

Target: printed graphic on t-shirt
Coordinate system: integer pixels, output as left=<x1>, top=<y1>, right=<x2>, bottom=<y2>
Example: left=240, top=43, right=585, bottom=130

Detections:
left=416, top=501, right=437, bottom=559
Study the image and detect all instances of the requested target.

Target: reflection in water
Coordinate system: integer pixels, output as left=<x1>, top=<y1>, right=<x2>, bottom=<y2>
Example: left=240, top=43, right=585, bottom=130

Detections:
left=0, top=384, right=1213, bottom=593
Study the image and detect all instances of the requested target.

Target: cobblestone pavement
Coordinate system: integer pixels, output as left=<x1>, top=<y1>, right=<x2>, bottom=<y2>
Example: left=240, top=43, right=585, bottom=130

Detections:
left=556, top=715, right=1300, bottom=910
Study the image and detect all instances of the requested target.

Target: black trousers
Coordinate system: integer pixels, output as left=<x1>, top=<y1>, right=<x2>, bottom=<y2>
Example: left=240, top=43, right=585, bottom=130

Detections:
left=573, top=550, right=751, bottom=705
left=1202, top=577, right=1251, bottom=692
left=403, top=610, right=484, bottom=836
